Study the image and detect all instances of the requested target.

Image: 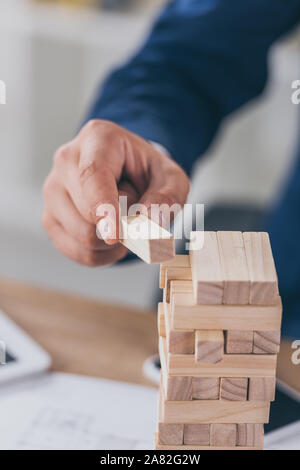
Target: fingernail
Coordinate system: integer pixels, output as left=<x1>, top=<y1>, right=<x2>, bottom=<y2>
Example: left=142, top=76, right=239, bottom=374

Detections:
left=96, top=205, right=104, bottom=217
left=97, top=217, right=112, bottom=240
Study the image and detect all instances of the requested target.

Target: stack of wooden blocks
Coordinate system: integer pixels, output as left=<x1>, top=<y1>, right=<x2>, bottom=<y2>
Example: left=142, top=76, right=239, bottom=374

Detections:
left=155, top=231, right=282, bottom=450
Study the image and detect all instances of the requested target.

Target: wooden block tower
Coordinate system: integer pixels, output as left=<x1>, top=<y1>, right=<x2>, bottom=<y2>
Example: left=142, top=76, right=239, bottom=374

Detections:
left=155, top=231, right=282, bottom=450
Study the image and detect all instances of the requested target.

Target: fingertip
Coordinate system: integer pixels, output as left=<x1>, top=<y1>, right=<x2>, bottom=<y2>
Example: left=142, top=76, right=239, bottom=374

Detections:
left=103, top=237, right=119, bottom=246
left=96, top=217, right=119, bottom=245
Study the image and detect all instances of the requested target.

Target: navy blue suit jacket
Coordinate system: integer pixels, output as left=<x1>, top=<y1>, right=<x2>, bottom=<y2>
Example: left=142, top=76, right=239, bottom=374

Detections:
left=85, top=0, right=300, bottom=336
left=86, top=0, right=300, bottom=175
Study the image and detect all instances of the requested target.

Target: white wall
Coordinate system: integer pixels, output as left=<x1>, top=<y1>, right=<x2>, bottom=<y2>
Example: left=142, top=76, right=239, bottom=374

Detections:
left=0, top=0, right=299, bottom=309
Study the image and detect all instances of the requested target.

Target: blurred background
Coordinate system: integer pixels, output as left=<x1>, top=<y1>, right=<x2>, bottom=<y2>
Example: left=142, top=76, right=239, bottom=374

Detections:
left=0, top=0, right=299, bottom=310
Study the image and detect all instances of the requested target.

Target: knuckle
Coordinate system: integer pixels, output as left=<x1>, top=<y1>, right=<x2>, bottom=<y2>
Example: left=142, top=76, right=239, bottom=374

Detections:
left=78, top=160, right=97, bottom=185
left=83, top=119, right=118, bottom=138
left=84, top=119, right=102, bottom=132
left=53, top=143, right=72, bottom=166
left=78, top=161, right=111, bottom=186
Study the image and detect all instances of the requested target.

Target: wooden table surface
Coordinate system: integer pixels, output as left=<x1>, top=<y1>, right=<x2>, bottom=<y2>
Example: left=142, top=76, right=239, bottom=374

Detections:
left=0, top=278, right=299, bottom=395
left=0, top=278, right=158, bottom=387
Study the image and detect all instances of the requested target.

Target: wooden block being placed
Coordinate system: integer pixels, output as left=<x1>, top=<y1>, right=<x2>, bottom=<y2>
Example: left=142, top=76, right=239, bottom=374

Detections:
left=237, top=424, right=264, bottom=447
left=164, top=300, right=195, bottom=354
left=158, top=423, right=184, bottom=446
left=243, top=232, right=278, bottom=305
left=165, top=376, right=193, bottom=401
left=189, top=231, right=223, bottom=304
left=171, top=293, right=282, bottom=331
left=120, top=215, right=175, bottom=264
left=210, top=424, right=237, bottom=447
left=220, top=378, right=248, bottom=401
left=157, top=302, right=166, bottom=337
left=160, top=336, right=277, bottom=378
left=248, top=377, right=276, bottom=401
left=217, top=231, right=250, bottom=304
left=159, top=255, right=190, bottom=288
left=195, top=330, right=224, bottom=363
left=226, top=330, right=253, bottom=354
left=184, top=424, right=210, bottom=446
left=193, top=377, right=220, bottom=400
left=253, top=330, right=280, bottom=354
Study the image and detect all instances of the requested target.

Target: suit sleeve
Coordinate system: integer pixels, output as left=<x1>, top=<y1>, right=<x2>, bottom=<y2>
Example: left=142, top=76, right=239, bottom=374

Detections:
left=84, top=0, right=300, bottom=174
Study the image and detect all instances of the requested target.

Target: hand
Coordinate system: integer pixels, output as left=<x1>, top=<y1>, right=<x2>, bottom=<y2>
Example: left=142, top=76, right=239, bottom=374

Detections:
left=42, top=120, right=190, bottom=267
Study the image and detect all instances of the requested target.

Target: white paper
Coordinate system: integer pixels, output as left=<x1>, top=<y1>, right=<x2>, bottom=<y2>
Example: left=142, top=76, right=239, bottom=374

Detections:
left=264, top=420, right=300, bottom=450
left=1, top=371, right=299, bottom=450
left=0, top=372, right=157, bottom=450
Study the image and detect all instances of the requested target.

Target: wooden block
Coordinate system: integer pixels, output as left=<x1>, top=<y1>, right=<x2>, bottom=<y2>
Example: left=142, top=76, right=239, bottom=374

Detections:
left=163, top=279, right=168, bottom=304
left=166, top=267, right=192, bottom=283
left=243, top=232, right=278, bottom=305
left=237, top=424, right=264, bottom=447
left=217, top=231, right=250, bottom=304
left=157, top=384, right=185, bottom=446
left=155, top=433, right=261, bottom=450
left=160, top=333, right=170, bottom=384
left=220, top=378, right=248, bottom=401
left=120, top=215, right=175, bottom=264
left=189, top=231, right=223, bottom=304
left=226, top=330, right=253, bottom=354
left=169, top=280, right=193, bottom=294
left=171, top=294, right=282, bottom=331
left=248, top=377, right=276, bottom=401
left=193, top=377, right=220, bottom=400
left=164, top=300, right=195, bottom=354
left=159, top=255, right=190, bottom=288
left=165, top=376, right=193, bottom=401
left=210, top=424, right=237, bottom=447
left=161, top=388, right=270, bottom=424
left=184, top=424, right=210, bottom=446
left=253, top=330, right=280, bottom=354
left=158, top=423, right=184, bottom=446
left=162, top=400, right=270, bottom=424
left=164, top=278, right=192, bottom=304
left=164, top=269, right=192, bottom=302
left=168, top=279, right=193, bottom=304
left=169, top=329, right=195, bottom=355
left=159, top=336, right=277, bottom=377
left=157, top=302, right=166, bottom=337
left=195, top=330, right=224, bottom=363
left=160, top=336, right=192, bottom=401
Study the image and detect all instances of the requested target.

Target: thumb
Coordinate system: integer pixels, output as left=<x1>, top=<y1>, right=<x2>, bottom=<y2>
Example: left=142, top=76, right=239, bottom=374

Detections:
left=79, top=164, right=120, bottom=244
left=97, top=179, right=139, bottom=242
